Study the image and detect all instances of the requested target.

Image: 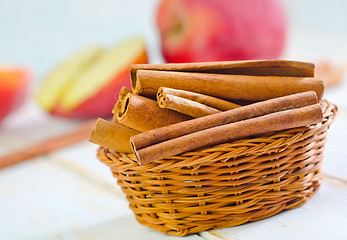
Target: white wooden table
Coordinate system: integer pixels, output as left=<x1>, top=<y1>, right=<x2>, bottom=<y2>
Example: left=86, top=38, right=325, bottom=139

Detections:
left=0, top=76, right=346, bottom=240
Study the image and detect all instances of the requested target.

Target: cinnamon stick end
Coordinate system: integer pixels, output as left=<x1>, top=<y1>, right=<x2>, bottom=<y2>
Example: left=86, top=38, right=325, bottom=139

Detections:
left=119, top=87, right=132, bottom=101
left=130, top=138, right=143, bottom=165
left=117, top=93, right=131, bottom=122
left=88, top=118, right=103, bottom=145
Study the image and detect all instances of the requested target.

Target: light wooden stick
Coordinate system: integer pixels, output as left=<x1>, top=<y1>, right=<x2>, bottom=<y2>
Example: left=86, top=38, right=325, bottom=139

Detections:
left=0, top=120, right=95, bottom=169
left=315, top=61, right=344, bottom=87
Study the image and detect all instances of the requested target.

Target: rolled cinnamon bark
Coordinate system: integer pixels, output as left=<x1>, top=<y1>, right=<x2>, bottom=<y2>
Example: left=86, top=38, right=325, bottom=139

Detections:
left=132, top=103, right=323, bottom=165
left=111, top=100, right=123, bottom=123
left=117, top=93, right=191, bottom=132
left=133, top=70, right=324, bottom=101
left=112, top=114, right=118, bottom=123
left=130, top=60, right=315, bottom=89
left=131, top=91, right=319, bottom=151
left=158, top=93, right=221, bottom=118
left=89, top=118, right=140, bottom=153
left=118, top=86, right=132, bottom=100
left=112, top=100, right=123, bottom=115
left=158, top=87, right=241, bottom=111
left=112, top=87, right=132, bottom=122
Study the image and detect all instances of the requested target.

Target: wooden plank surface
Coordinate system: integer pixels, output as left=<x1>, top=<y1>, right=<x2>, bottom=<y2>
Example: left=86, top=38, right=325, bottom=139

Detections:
left=0, top=148, right=202, bottom=240
left=322, top=79, right=347, bottom=182
left=0, top=155, right=127, bottom=240
left=0, top=108, right=202, bottom=239
left=200, top=176, right=347, bottom=240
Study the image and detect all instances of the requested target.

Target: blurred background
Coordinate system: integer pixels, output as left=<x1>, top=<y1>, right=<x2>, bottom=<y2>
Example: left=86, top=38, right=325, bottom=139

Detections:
left=0, top=0, right=346, bottom=87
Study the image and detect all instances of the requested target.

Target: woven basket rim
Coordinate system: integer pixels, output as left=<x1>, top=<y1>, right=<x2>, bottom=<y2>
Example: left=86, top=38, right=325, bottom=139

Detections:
left=101, top=100, right=337, bottom=170
left=97, top=100, right=338, bottom=236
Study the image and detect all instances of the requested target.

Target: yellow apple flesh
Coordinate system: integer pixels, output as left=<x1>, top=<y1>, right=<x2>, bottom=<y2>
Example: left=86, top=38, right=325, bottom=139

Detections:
left=36, top=38, right=148, bottom=118
left=36, top=46, right=103, bottom=112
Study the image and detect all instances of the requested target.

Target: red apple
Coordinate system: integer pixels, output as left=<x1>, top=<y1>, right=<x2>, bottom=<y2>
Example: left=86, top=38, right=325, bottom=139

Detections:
left=157, top=0, right=287, bottom=63
left=0, top=66, right=30, bottom=123
left=36, top=38, right=148, bottom=119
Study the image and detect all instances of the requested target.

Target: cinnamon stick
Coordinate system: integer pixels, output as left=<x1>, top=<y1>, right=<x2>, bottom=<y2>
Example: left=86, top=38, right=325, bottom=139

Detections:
left=131, top=91, right=319, bottom=151
left=130, top=60, right=315, bottom=90
left=89, top=118, right=139, bottom=153
left=158, top=93, right=221, bottom=118
left=132, top=103, right=323, bottom=165
left=158, top=87, right=241, bottom=111
left=118, top=86, right=132, bottom=100
left=112, top=100, right=123, bottom=115
left=0, top=120, right=95, bottom=169
left=112, top=114, right=118, bottom=123
left=111, top=100, right=123, bottom=123
left=133, top=70, right=324, bottom=101
left=117, top=93, right=191, bottom=132
left=112, top=87, right=131, bottom=120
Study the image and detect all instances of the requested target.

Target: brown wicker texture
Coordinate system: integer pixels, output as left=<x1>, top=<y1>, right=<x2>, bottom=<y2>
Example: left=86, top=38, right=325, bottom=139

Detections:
left=97, top=100, right=338, bottom=236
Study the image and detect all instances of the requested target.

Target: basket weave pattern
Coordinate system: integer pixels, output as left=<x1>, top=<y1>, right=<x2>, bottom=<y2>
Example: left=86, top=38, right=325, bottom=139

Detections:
left=98, top=100, right=337, bottom=236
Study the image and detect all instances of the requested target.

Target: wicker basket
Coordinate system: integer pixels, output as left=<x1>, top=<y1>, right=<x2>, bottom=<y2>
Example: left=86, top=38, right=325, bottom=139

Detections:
left=97, top=100, right=338, bottom=236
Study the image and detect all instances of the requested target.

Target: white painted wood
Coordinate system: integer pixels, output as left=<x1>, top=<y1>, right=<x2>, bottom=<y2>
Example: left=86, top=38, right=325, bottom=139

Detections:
left=200, top=176, right=347, bottom=240
left=321, top=76, right=347, bottom=181
left=0, top=156, right=127, bottom=240
left=51, top=142, right=119, bottom=191
left=56, top=214, right=204, bottom=240
left=322, top=105, right=347, bottom=181
left=0, top=154, right=202, bottom=240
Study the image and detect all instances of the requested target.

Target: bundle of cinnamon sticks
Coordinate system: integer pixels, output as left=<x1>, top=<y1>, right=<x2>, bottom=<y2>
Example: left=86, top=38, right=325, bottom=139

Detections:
left=89, top=60, right=324, bottom=165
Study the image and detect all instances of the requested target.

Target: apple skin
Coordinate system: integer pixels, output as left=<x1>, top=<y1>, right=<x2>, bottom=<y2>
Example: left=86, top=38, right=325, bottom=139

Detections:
left=51, top=50, right=148, bottom=119
left=0, top=67, right=30, bottom=123
left=157, top=0, right=287, bottom=63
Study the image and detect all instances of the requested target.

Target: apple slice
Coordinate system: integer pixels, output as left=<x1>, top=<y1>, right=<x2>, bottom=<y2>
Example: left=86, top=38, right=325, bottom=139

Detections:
left=36, top=46, right=103, bottom=112
left=37, top=37, right=148, bottom=118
